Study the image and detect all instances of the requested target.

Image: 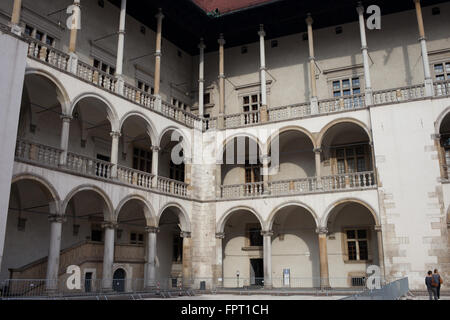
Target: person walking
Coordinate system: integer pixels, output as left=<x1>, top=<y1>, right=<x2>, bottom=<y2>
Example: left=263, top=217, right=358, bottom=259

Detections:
left=433, top=269, right=443, bottom=300
left=426, top=270, right=438, bottom=300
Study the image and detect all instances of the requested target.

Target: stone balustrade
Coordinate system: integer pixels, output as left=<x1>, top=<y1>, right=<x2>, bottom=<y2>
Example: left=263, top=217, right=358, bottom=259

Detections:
left=372, top=84, right=426, bottom=105
left=117, top=166, right=154, bottom=189
left=321, top=171, right=376, bottom=191
left=318, top=93, right=365, bottom=114
left=224, top=110, right=261, bottom=129
left=66, top=152, right=112, bottom=179
left=157, top=176, right=189, bottom=197
left=269, top=177, right=318, bottom=196
left=268, top=102, right=310, bottom=122
left=221, top=182, right=265, bottom=199
left=15, top=140, right=62, bottom=167
left=435, top=80, right=450, bottom=97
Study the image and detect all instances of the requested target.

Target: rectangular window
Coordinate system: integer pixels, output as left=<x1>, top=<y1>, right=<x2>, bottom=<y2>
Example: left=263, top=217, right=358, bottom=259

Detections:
left=130, top=232, right=144, bottom=245
left=93, top=58, right=115, bottom=75
left=170, top=160, right=185, bottom=182
left=434, top=62, right=450, bottom=80
left=137, top=80, right=154, bottom=94
left=23, top=25, right=56, bottom=47
left=334, top=145, right=370, bottom=174
left=345, top=229, right=369, bottom=261
left=133, top=147, right=152, bottom=173
left=332, top=77, right=361, bottom=97
left=204, top=93, right=211, bottom=105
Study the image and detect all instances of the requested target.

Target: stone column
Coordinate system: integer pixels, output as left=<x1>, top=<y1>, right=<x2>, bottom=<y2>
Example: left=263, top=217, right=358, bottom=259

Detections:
left=181, top=231, right=192, bottom=288
left=10, top=0, right=22, bottom=35
left=59, top=115, right=72, bottom=166
left=374, top=225, right=386, bottom=283
left=151, top=146, right=160, bottom=188
left=101, top=222, right=116, bottom=291
left=217, top=34, right=226, bottom=129
left=414, top=0, right=434, bottom=97
left=115, top=0, right=127, bottom=95
left=110, top=131, right=121, bottom=178
left=317, top=227, right=330, bottom=289
left=357, top=3, right=374, bottom=106
left=68, top=0, right=81, bottom=74
left=198, top=38, right=206, bottom=118
left=262, top=154, right=270, bottom=194
left=145, top=226, right=159, bottom=288
left=314, top=148, right=322, bottom=189
left=45, top=213, right=65, bottom=292
left=258, top=25, right=268, bottom=123
left=261, top=230, right=273, bottom=288
left=153, top=8, right=164, bottom=109
left=306, top=14, right=319, bottom=114
left=214, top=233, right=225, bottom=288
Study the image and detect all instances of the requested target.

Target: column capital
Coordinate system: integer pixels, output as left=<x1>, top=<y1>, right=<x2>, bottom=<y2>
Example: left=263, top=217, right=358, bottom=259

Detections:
left=102, top=221, right=118, bottom=230
left=305, top=13, right=314, bottom=26
left=180, top=231, right=191, bottom=238
left=199, top=38, right=206, bottom=50
left=356, top=3, right=364, bottom=15
left=258, top=24, right=266, bottom=38
left=374, top=225, right=383, bottom=232
left=218, top=34, right=226, bottom=46
left=110, top=131, right=122, bottom=139
left=216, top=232, right=225, bottom=239
left=145, top=226, right=160, bottom=234
left=313, top=147, right=322, bottom=154
left=155, top=8, right=164, bottom=20
left=48, top=214, right=66, bottom=223
left=261, top=230, right=274, bottom=237
left=316, top=227, right=328, bottom=235
left=151, top=146, right=161, bottom=152
left=60, top=115, right=73, bottom=122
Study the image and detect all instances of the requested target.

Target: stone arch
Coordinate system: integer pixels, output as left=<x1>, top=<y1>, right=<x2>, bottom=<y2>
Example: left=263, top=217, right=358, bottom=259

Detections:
left=267, top=125, right=317, bottom=152
left=435, top=106, right=450, bottom=134
left=158, top=202, right=191, bottom=232
left=119, top=111, right=158, bottom=145
left=218, top=133, right=265, bottom=161
left=70, top=92, right=120, bottom=131
left=11, top=173, right=61, bottom=205
left=114, top=194, right=157, bottom=227
left=321, top=198, right=380, bottom=228
left=25, top=68, right=71, bottom=114
left=158, top=126, right=192, bottom=159
left=217, top=206, right=265, bottom=233
left=266, top=201, right=319, bottom=231
left=317, top=117, right=372, bottom=148
left=62, top=184, right=114, bottom=221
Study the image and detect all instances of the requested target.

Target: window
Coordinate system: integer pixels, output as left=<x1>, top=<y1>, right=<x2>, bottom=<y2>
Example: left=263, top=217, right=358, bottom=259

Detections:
left=245, top=162, right=262, bottom=183
left=334, top=145, right=370, bottom=174
left=23, top=24, right=56, bottom=46
left=204, top=93, right=211, bottom=105
left=345, top=229, right=369, bottom=261
left=130, top=232, right=144, bottom=245
left=93, top=58, right=115, bottom=76
left=242, top=94, right=261, bottom=112
left=137, top=81, right=154, bottom=95
left=91, top=225, right=103, bottom=242
left=170, top=160, right=185, bottom=182
left=332, top=77, right=361, bottom=97
left=172, top=98, right=189, bottom=111
left=172, top=234, right=183, bottom=262
left=433, top=62, right=450, bottom=81
left=246, top=224, right=263, bottom=247
left=133, top=147, right=152, bottom=173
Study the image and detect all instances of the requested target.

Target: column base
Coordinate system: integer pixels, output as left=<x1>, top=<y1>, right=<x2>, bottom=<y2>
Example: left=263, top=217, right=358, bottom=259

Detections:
left=365, top=89, right=374, bottom=106
left=115, top=76, right=125, bottom=95
left=424, top=78, right=434, bottom=97
left=310, top=97, right=319, bottom=115
left=154, top=95, right=162, bottom=112
left=217, top=114, right=225, bottom=130
left=9, top=23, right=22, bottom=36
left=68, top=53, right=79, bottom=74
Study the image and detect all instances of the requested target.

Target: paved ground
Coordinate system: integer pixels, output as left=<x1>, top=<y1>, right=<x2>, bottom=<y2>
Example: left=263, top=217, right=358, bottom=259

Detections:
left=147, top=294, right=450, bottom=300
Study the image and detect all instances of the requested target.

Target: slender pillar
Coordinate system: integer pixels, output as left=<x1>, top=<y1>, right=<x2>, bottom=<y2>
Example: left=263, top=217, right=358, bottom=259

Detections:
left=68, top=0, right=81, bottom=74
left=317, top=227, right=330, bottom=289
left=374, top=225, right=386, bottom=283
left=10, top=0, right=22, bottom=34
left=258, top=25, right=268, bottom=122
left=357, top=3, right=374, bottom=105
left=306, top=14, right=319, bottom=114
left=214, top=233, right=225, bottom=288
left=414, top=0, right=434, bottom=96
left=102, top=222, right=116, bottom=291
left=145, top=226, right=158, bottom=288
left=314, top=148, right=322, bottom=188
left=59, top=115, right=72, bottom=165
left=261, top=231, right=273, bottom=288
left=151, top=146, right=160, bottom=188
left=115, top=0, right=127, bottom=94
left=154, top=8, right=164, bottom=98
left=110, top=131, right=121, bottom=178
left=198, top=38, right=206, bottom=117
left=181, top=231, right=192, bottom=288
left=217, top=34, right=226, bottom=129
left=262, top=154, right=270, bottom=194
left=45, top=213, right=65, bottom=292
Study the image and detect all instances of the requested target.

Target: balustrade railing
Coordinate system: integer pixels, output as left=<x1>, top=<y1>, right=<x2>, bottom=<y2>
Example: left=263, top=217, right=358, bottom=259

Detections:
left=268, top=102, right=310, bottom=122
left=27, top=38, right=70, bottom=71
left=15, top=140, right=62, bottom=167
left=225, top=110, right=261, bottom=128
left=117, top=166, right=154, bottom=189
left=123, top=84, right=155, bottom=109
left=322, top=171, right=376, bottom=191
left=203, top=117, right=217, bottom=131
left=269, top=177, right=318, bottom=196
left=221, top=182, right=265, bottom=199
left=372, top=84, right=425, bottom=105
left=319, top=94, right=366, bottom=114
left=434, top=80, right=450, bottom=97
left=66, top=152, right=112, bottom=179
left=77, top=60, right=117, bottom=92
left=157, top=177, right=188, bottom=197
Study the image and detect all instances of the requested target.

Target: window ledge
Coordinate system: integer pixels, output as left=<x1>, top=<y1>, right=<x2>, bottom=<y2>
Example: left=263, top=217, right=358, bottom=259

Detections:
left=242, top=246, right=263, bottom=251
left=344, top=259, right=372, bottom=264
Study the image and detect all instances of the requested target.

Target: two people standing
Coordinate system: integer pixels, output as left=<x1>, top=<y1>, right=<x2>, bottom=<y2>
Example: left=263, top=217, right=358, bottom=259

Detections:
left=425, top=269, right=443, bottom=300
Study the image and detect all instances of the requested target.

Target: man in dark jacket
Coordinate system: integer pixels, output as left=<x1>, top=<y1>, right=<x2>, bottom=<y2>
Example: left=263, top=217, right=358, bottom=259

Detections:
left=433, top=269, right=443, bottom=300
left=426, top=271, right=438, bottom=300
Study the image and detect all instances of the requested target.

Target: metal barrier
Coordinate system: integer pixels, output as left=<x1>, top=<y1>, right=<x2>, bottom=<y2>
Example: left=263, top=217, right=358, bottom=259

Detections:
left=341, top=278, right=409, bottom=300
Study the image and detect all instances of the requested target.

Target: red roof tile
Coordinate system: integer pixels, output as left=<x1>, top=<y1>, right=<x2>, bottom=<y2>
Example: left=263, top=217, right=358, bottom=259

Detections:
left=192, top=0, right=275, bottom=14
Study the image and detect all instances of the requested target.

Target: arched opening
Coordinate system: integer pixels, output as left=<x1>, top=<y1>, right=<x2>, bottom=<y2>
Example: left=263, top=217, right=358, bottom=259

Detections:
left=325, top=201, right=379, bottom=288
left=1, top=178, right=57, bottom=282
left=439, top=112, right=450, bottom=179
left=320, top=121, right=375, bottom=190
left=270, top=205, right=320, bottom=288
left=112, top=268, right=126, bottom=292
left=221, top=209, right=264, bottom=288
left=157, top=205, right=190, bottom=288
left=159, top=129, right=186, bottom=182
left=221, top=136, right=264, bottom=198
left=268, top=129, right=316, bottom=195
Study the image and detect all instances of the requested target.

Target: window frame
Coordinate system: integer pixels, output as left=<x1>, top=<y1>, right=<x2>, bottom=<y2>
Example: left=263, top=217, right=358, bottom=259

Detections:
left=132, top=147, right=153, bottom=174
left=342, top=227, right=372, bottom=263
